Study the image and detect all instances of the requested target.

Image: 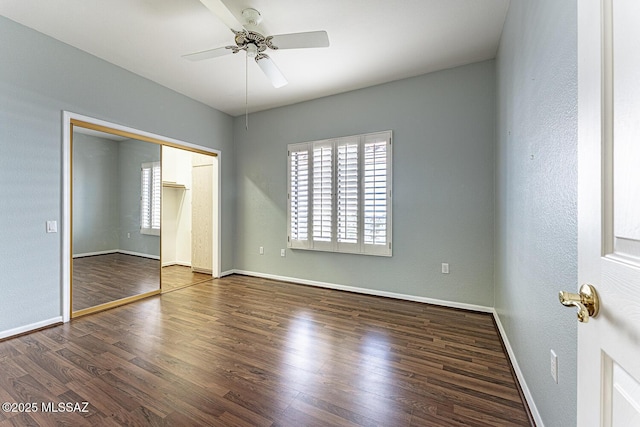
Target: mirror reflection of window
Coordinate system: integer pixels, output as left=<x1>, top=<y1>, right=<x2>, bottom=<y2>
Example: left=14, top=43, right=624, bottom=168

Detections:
left=141, top=161, right=161, bottom=236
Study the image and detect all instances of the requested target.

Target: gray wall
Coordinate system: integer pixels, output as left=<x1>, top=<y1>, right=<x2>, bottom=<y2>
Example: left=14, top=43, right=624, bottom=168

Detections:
left=0, top=16, right=234, bottom=333
left=233, top=60, right=495, bottom=307
left=72, top=133, right=120, bottom=255
left=495, top=1, right=578, bottom=425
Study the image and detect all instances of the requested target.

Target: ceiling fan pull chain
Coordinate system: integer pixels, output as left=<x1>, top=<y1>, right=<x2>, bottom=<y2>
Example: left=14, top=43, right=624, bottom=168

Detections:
left=245, top=50, right=249, bottom=130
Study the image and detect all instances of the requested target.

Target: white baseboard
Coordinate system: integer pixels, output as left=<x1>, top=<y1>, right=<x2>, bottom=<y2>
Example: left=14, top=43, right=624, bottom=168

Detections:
left=73, top=250, right=159, bottom=260
left=192, top=267, right=212, bottom=275
left=0, top=317, right=63, bottom=340
left=118, top=250, right=160, bottom=260
left=492, top=310, right=543, bottom=427
left=73, top=249, right=118, bottom=258
left=162, top=261, right=191, bottom=268
left=220, top=269, right=235, bottom=277
left=230, top=269, right=493, bottom=313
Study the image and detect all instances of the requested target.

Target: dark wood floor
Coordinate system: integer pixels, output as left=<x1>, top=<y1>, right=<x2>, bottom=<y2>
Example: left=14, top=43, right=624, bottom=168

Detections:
left=0, top=275, right=532, bottom=426
left=72, top=253, right=160, bottom=311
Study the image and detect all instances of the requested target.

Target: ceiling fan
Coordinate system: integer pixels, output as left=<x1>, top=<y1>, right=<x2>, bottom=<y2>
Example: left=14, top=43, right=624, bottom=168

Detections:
left=183, top=0, right=330, bottom=89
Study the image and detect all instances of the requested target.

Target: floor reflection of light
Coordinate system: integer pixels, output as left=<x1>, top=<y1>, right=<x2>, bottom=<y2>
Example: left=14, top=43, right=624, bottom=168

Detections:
left=131, top=302, right=165, bottom=353
left=356, top=332, right=393, bottom=421
left=283, top=312, right=324, bottom=389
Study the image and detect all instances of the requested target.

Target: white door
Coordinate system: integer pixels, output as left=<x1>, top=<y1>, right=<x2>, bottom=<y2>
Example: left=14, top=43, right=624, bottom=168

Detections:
left=576, top=0, right=640, bottom=425
left=191, top=154, right=214, bottom=274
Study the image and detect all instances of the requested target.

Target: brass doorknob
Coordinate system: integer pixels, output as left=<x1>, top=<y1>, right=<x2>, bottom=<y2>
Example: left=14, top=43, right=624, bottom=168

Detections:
left=559, top=284, right=599, bottom=323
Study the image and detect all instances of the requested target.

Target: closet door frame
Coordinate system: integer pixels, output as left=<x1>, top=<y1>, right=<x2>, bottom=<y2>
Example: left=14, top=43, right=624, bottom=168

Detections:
left=62, top=111, right=221, bottom=322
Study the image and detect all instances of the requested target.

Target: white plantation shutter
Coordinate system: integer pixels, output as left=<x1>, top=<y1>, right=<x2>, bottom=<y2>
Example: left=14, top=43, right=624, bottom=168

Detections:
left=151, top=165, right=161, bottom=229
left=287, top=131, right=392, bottom=256
left=336, top=139, right=360, bottom=252
left=363, top=134, right=392, bottom=255
left=141, top=161, right=161, bottom=236
left=288, top=146, right=310, bottom=248
left=312, top=142, right=333, bottom=248
left=141, top=168, right=151, bottom=227
left=364, top=142, right=387, bottom=242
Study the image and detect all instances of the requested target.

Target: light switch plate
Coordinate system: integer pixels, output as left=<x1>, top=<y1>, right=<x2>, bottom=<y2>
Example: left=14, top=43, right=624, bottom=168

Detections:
left=46, top=220, right=58, bottom=233
left=550, top=350, right=558, bottom=383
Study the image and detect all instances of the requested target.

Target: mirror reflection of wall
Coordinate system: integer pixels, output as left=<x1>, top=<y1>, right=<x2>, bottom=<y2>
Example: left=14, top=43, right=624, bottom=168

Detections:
left=72, top=128, right=161, bottom=313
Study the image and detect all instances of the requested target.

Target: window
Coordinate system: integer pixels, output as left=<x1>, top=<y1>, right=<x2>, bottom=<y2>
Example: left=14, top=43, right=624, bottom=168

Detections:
left=141, top=161, right=161, bottom=236
left=287, top=131, right=392, bottom=256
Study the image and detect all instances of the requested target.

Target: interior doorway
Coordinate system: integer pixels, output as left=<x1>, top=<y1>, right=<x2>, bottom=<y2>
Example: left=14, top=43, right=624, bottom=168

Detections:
left=161, top=146, right=218, bottom=293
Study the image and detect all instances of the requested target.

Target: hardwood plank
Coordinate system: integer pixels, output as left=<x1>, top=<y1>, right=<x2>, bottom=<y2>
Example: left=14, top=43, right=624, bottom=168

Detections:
left=0, top=413, right=39, bottom=427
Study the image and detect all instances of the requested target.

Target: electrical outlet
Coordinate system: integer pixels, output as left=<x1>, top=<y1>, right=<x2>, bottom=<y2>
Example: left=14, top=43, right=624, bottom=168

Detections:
left=550, top=350, right=558, bottom=383
left=281, top=249, right=286, bottom=257
left=441, top=263, right=449, bottom=274
left=259, top=246, right=264, bottom=255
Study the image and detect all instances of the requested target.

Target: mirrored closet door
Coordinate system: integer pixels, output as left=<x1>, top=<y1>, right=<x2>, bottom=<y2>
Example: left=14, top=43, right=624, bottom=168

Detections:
left=71, top=123, right=162, bottom=316
left=68, top=118, right=219, bottom=319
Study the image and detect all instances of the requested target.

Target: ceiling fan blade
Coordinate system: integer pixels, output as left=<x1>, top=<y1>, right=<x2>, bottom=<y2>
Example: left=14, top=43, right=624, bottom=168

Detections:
left=182, top=46, right=233, bottom=61
left=269, top=31, right=329, bottom=50
left=198, top=0, right=243, bottom=30
left=255, top=54, right=288, bottom=88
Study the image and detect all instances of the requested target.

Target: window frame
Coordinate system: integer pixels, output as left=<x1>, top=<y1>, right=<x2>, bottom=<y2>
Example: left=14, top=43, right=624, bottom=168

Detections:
left=287, top=130, right=392, bottom=256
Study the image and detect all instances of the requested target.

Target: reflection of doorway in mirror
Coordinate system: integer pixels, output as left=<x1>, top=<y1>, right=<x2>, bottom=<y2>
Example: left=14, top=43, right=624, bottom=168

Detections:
left=161, top=146, right=217, bottom=293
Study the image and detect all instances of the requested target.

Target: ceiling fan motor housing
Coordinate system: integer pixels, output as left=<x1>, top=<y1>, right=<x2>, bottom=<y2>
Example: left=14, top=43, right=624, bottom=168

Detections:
left=229, top=30, right=278, bottom=55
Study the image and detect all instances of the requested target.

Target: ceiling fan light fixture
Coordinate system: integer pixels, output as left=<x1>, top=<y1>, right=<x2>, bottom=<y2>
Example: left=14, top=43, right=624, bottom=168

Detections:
left=246, top=43, right=258, bottom=58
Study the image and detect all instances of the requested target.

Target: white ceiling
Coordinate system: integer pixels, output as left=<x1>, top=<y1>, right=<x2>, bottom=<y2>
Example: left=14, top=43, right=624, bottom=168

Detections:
left=0, top=0, right=510, bottom=117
